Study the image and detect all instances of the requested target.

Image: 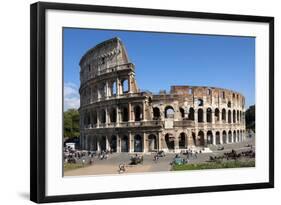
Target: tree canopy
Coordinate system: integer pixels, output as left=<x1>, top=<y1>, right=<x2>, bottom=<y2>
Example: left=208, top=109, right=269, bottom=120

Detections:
left=64, top=109, right=80, bottom=138
left=245, top=105, right=255, bottom=132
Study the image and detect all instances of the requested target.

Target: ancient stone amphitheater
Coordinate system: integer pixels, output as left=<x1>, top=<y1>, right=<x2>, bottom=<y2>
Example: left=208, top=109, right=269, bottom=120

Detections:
left=79, top=37, right=246, bottom=153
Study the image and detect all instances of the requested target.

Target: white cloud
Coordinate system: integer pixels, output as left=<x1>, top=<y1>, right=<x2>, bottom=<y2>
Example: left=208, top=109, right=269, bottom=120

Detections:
left=64, top=82, right=80, bottom=111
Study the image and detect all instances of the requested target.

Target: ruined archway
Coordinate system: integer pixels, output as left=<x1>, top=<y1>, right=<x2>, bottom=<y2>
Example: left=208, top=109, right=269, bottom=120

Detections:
left=165, top=133, right=175, bottom=150
left=134, top=134, right=143, bottom=152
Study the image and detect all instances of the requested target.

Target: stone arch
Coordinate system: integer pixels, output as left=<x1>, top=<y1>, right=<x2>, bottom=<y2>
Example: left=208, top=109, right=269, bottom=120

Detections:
left=233, top=130, right=237, bottom=142
left=197, top=98, right=204, bottom=106
left=198, top=108, right=204, bottom=123
left=179, top=132, right=187, bottom=149
left=122, top=79, right=129, bottom=93
left=227, top=101, right=231, bottom=108
left=110, top=107, right=117, bottom=123
left=215, top=108, right=220, bottom=122
left=215, top=131, right=220, bottom=145
left=233, top=110, right=236, bottom=123
left=148, top=134, right=157, bottom=152
left=179, top=107, right=185, bottom=118
left=198, top=130, right=205, bottom=146
left=228, top=110, right=232, bottom=123
left=121, top=106, right=129, bottom=122
left=120, top=135, right=129, bottom=152
left=153, top=107, right=161, bottom=120
left=228, top=130, right=232, bottom=143
left=207, top=130, right=213, bottom=145
left=110, top=135, right=117, bottom=152
left=134, top=134, right=143, bottom=152
left=222, top=108, right=226, bottom=122
left=134, top=105, right=142, bottom=121
left=165, top=133, right=175, bottom=150
left=100, top=136, right=107, bottom=151
left=164, top=106, right=175, bottom=118
left=222, top=131, right=227, bottom=144
left=100, top=109, right=106, bottom=124
left=206, top=108, right=212, bottom=123
left=188, top=107, right=195, bottom=120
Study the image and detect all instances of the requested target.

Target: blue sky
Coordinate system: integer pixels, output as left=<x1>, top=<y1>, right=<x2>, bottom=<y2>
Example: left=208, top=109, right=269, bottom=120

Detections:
left=63, top=28, right=255, bottom=111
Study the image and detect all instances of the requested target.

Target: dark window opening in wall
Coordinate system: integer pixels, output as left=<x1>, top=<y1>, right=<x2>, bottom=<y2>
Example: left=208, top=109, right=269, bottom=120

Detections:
left=122, top=79, right=129, bottom=93
left=101, top=109, right=106, bottom=123
left=233, top=110, right=236, bottom=123
left=134, top=105, right=142, bottom=121
left=222, top=108, right=226, bottom=121
left=233, top=93, right=235, bottom=98
left=153, top=107, right=161, bottom=120
left=179, top=133, right=186, bottom=149
left=222, top=91, right=225, bottom=99
left=206, top=108, right=212, bottom=123
left=207, top=89, right=211, bottom=95
left=110, top=108, right=117, bottom=123
left=227, top=101, right=231, bottom=108
left=179, top=107, right=185, bottom=118
left=134, top=135, right=143, bottom=152
left=88, top=65, right=91, bottom=72
left=215, top=108, right=220, bottom=122
left=188, top=108, right=195, bottom=120
left=93, top=110, right=97, bottom=124
left=228, top=110, right=231, bottom=123
left=237, top=109, right=239, bottom=122
left=198, top=131, right=205, bottom=146
left=165, top=106, right=174, bottom=118
left=197, top=99, right=203, bottom=106
left=101, top=57, right=105, bottom=64
left=198, top=108, right=203, bottom=122
left=122, top=107, right=129, bottom=122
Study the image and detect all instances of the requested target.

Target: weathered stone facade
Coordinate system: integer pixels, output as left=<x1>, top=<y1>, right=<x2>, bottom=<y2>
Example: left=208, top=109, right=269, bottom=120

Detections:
left=79, top=37, right=246, bottom=153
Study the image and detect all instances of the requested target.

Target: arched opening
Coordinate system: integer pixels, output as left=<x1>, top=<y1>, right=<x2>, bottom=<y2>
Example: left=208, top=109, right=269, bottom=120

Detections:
left=121, top=106, right=128, bottom=122
left=198, top=131, right=205, bottom=146
left=233, top=131, right=237, bottom=142
left=198, top=108, right=203, bottom=122
left=100, top=136, right=107, bottom=151
left=222, top=131, right=227, bottom=144
left=165, top=133, right=175, bottom=150
left=134, top=135, right=143, bottom=152
left=206, top=108, right=212, bottom=123
left=179, top=133, right=186, bottom=149
left=100, top=109, right=106, bottom=124
left=153, top=107, right=161, bottom=120
left=110, top=135, right=117, bottom=152
left=148, top=134, right=157, bottom=152
left=134, top=105, right=142, bottom=121
left=188, top=107, right=195, bottom=120
left=110, top=108, right=117, bottom=123
left=192, top=132, right=196, bottom=146
left=111, top=81, right=117, bottom=96
left=233, top=110, right=236, bottom=123
left=198, top=99, right=204, bottom=106
left=222, top=108, right=226, bottom=122
left=179, top=107, right=185, bottom=119
left=228, top=110, right=232, bottom=123
left=215, top=108, right=220, bottom=122
left=215, top=131, right=220, bottom=145
left=207, top=131, right=213, bottom=145
left=228, top=131, right=232, bottom=143
left=165, top=106, right=174, bottom=118
left=121, top=135, right=129, bottom=152
left=93, top=110, right=97, bottom=125
left=122, top=79, right=129, bottom=93
left=227, top=101, right=231, bottom=108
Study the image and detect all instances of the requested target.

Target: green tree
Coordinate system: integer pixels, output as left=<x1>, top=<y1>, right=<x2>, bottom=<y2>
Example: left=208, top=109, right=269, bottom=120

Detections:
left=245, top=105, right=255, bottom=132
left=64, top=109, right=80, bottom=138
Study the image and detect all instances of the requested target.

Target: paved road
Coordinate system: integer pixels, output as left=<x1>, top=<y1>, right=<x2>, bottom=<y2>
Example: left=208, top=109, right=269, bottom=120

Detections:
left=64, top=136, right=255, bottom=176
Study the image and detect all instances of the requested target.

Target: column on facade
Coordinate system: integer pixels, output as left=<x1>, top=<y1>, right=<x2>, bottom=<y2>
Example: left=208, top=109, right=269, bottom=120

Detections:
left=226, top=132, right=229, bottom=144
left=174, top=134, right=179, bottom=151
left=212, top=110, right=215, bottom=124
left=143, top=133, right=147, bottom=153
left=219, top=131, right=223, bottom=144
left=129, top=132, right=133, bottom=153
left=157, top=133, right=161, bottom=151
left=203, top=131, right=208, bottom=147
left=105, top=108, right=109, bottom=127
left=212, top=131, right=216, bottom=145
left=128, top=74, right=132, bottom=93
left=116, top=134, right=120, bottom=153
left=116, top=106, right=120, bottom=126
left=96, top=109, right=100, bottom=128
left=97, top=136, right=101, bottom=152
left=142, top=101, right=146, bottom=121
left=105, top=81, right=109, bottom=98
left=106, top=136, right=110, bottom=151
left=128, top=102, right=132, bottom=122
left=203, top=109, right=206, bottom=123
left=194, top=109, right=198, bottom=124
left=116, top=78, right=120, bottom=96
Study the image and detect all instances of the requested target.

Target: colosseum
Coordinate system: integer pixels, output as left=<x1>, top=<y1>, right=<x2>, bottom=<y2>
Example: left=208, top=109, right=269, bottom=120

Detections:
left=79, top=37, right=246, bottom=153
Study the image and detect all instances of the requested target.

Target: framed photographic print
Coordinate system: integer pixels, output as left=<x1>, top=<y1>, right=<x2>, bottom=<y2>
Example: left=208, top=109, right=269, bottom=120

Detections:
left=30, top=1, right=274, bottom=203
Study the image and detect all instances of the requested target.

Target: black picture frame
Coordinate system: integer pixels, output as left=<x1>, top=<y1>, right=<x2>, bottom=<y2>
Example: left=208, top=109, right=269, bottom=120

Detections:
left=30, top=1, right=274, bottom=203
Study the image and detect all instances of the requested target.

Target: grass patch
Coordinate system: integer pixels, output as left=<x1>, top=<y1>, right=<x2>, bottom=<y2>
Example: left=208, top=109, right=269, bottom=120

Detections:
left=172, top=160, right=255, bottom=171
left=64, top=163, right=87, bottom=172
